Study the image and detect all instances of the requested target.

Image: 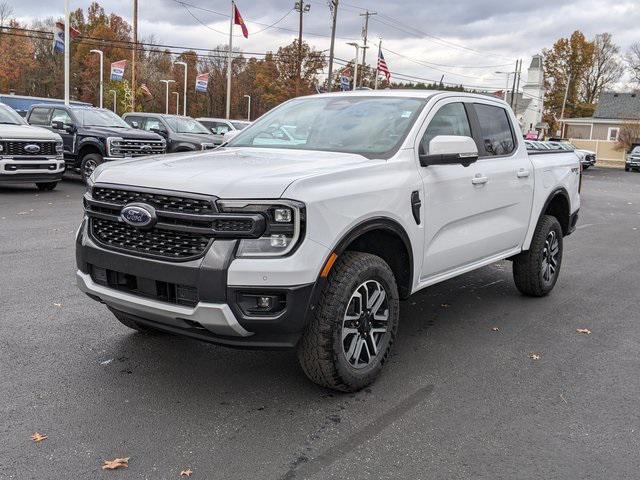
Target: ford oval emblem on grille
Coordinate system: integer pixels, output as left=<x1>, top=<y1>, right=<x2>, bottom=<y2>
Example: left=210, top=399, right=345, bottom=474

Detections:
left=120, top=203, right=156, bottom=228
left=24, top=144, right=41, bottom=154
left=141, top=145, right=152, bottom=152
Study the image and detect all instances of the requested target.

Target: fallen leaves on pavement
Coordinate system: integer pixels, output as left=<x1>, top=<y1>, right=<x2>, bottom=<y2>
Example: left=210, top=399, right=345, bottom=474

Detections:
left=440, top=303, right=450, bottom=308
left=576, top=328, right=592, bottom=335
left=31, top=432, right=47, bottom=443
left=529, top=353, right=541, bottom=360
left=491, top=327, right=500, bottom=332
left=102, top=457, right=130, bottom=470
left=53, top=303, right=63, bottom=308
left=180, top=469, right=194, bottom=477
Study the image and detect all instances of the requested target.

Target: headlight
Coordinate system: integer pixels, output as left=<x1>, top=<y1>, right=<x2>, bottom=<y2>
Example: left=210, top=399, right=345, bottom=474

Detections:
left=217, top=200, right=305, bottom=257
left=55, top=141, right=63, bottom=155
left=85, top=174, right=94, bottom=194
left=0, top=142, right=4, bottom=153
left=107, top=137, right=125, bottom=157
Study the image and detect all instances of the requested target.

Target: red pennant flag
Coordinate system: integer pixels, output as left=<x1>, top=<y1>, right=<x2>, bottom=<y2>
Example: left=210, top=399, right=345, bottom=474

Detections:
left=234, top=3, right=249, bottom=39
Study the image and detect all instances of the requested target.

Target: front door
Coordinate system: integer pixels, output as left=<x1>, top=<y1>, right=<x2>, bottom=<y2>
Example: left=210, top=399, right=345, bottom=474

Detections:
left=417, top=98, right=533, bottom=281
left=51, top=108, right=75, bottom=156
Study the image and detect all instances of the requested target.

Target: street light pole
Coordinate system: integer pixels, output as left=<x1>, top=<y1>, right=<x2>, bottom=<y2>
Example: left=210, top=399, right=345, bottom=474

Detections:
left=90, top=49, right=104, bottom=108
left=173, top=92, right=179, bottom=115
left=347, top=42, right=366, bottom=90
left=175, top=61, right=188, bottom=116
left=160, top=80, right=175, bottom=114
left=64, top=0, right=70, bottom=105
left=243, top=94, right=251, bottom=121
left=495, top=70, right=514, bottom=102
left=109, top=89, right=117, bottom=114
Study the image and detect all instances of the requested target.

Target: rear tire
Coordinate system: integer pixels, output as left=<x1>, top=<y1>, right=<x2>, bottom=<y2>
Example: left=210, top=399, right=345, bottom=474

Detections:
left=110, top=308, right=164, bottom=334
left=80, top=153, right=103, bottom=184
left=297, top=251, right=400, bottom=392
left=35, top=181, right=58, bottom=191
left=513, top=215, right=563, bottom=297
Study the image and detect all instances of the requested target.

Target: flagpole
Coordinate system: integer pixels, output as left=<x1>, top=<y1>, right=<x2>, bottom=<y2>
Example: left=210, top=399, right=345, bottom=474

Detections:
left=64, top=0, right=70, bottom=105
left=226, top=1, right=234, bottom=120
left=374, top=39, right=381, bottom=90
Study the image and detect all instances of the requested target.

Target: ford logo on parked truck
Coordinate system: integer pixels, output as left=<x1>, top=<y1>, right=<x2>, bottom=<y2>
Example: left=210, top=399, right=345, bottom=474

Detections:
left=24, top=144, right=41, bottom=154
left=120, top=204, right=156, bottom=228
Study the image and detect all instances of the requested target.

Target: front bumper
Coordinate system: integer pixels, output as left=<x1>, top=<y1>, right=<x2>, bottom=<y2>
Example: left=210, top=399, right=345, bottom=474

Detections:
left=76, top=219, right=321, bottom=349
left=0, top=157, right=65, bottom=182
left=627, top=159, right=640, bottom=169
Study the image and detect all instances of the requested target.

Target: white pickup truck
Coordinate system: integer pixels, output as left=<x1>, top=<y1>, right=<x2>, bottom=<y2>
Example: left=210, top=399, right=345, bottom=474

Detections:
left=76, top=91, right=580, bottom=391
left=0, top=103, right=65, bottom=190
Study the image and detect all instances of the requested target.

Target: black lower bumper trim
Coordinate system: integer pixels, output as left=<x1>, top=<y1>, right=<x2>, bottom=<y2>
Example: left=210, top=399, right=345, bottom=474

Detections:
left=567, top=209, right=579, bottom=235
left=0, top=172, right=64, bottom=183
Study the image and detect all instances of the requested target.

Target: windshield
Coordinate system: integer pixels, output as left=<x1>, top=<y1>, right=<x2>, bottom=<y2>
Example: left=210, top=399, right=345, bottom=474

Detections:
left=227, top=96, right=427, bottom=158
left=77, top=108, right=130, bottom=128
left=164, top=116, right=210, bottom=134
left=231, top=121, right=250, bottom=130
left=0, top=104, right=26, bottom=125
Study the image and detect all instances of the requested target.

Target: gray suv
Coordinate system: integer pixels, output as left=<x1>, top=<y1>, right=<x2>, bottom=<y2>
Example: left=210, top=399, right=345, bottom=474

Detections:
left=123, top=113, right=217, bottom=153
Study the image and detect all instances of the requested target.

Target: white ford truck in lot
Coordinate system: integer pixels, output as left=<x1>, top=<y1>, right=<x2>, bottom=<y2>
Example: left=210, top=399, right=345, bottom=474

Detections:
left=0, top=103, right=65, bottom=191
left=76, top=91, right=580, bottom=391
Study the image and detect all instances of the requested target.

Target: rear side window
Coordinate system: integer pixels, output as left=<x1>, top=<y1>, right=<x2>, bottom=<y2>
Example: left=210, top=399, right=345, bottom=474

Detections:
left=421, top=102, right=471, bottom=154
left=28, top=107, right=51, bottom=126
left=474, top=103, right=515, bottom=156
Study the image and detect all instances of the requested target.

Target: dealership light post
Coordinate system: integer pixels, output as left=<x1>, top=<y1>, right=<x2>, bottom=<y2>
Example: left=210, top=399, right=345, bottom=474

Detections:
left=109, top=89, right=117, bottom=114
left=495, top=70, right=515, bottom=103
left=89, top=49, right=104, bottom=108
left=175, top=61, right=187, bottom=116
left=160, top=79, right=175, bottom=114
left=64, top=0, right=70, bottom=105
left=346, top=42, right=367, bottom=91
left=173, top=92, right=179, bottom=115
left=244, top=94, right=251, bottom=121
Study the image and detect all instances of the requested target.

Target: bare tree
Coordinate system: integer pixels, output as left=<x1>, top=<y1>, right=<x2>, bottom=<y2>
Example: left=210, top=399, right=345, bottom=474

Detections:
left=581, top=33, right=624, bottom=104
left=626, top=42, right=640, bottom=89
left=0, top=1, right=14, bottom=27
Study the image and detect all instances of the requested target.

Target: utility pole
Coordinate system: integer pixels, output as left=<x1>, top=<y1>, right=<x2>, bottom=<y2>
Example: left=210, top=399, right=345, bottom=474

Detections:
left=131, top=0, right=138, bottom=112
left=295, top=1, right=310, bottom=97
left=559, top=73, right=572, bottom=137
left=64, top=0, right=69, bottom=105
left=513, top=59, right=522, bottom=116
left=509, top=59, right=519, bottom=108
left=359, top=10, right=376, bottom=88
left=327, top=0, right=339, bottom=92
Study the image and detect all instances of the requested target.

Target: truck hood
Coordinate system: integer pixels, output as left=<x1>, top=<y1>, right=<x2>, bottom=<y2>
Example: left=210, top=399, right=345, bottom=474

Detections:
left=94, top=147, right=371, bottom=198
left=0, top=124, right=61, bottom=141
left=80, top=126, right=163, bottom=141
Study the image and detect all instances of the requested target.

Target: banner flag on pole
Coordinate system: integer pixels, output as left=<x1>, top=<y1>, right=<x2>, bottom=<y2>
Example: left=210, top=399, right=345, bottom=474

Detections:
left=53, top=21, right=80, bottom=53
left=233, top=3, right=249, bottom=38
left=195, top=73, right=209, bottom=92
left=110, top=60, right=127, bottom=81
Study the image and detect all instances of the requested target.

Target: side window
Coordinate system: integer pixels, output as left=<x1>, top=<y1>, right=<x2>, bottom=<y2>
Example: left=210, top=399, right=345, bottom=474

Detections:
left=28, top=107, right=51, bottom=126
left=51, top=108, right=72, bottom=125
left=212, top=122, right=230, bottom=135
left=474, top=103, right=515, bottom=156
left=420, top=103, right=471, bottom=154
left=124, top=115, right=143, bottom=128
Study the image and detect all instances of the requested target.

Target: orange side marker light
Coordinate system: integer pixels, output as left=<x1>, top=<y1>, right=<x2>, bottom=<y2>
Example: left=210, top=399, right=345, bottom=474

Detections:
left=320, top=252, right=338, bottom=278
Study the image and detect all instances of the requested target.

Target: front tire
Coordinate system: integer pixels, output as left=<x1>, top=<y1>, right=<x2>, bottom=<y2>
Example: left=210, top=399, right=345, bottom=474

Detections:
left=297, top=251, right=399, bottom=392
left=80, top=153, right=103, bottom=184
left=36, top=181, right=58, bottom=191
left=513, top=215, right=563, bottom=297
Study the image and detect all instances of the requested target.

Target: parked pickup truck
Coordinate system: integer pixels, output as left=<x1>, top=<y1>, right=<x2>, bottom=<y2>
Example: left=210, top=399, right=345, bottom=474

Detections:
left=26, top=104, right=166, bottom=183
left=76, top=91, right=580, bottom=391
left=0, top=103, right=65, bottom=191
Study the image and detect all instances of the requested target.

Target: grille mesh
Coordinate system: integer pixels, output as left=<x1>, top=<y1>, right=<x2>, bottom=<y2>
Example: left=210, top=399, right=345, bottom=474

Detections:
left=91, top=217, right=212, bottom=259
left=92, top=187, right=215, bottom=214
left=6, top=141, right=56, bottom=156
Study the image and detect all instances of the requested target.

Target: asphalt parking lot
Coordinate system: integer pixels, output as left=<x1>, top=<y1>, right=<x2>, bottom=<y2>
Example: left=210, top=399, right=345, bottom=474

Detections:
left=1, top=168, right=639, bottom=479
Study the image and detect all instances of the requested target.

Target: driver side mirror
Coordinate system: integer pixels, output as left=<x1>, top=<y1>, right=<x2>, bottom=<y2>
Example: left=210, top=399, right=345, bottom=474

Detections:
left=419, top=135, right=479, bottom=167
left=51, top=120, right=75, bottom=133
left=131, top=121, right=139, bottom=129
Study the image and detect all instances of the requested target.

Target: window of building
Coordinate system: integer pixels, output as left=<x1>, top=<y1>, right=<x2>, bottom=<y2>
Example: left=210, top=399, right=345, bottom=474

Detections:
left=607, top=127, right=620, bottom=141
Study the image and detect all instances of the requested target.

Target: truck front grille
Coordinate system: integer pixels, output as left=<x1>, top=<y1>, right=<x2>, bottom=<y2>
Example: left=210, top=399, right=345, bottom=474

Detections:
left=92, top=186, right=216, bottom=214
left=4, top=141, right=57, bottom=156
left=118, top=139, right=166, bottom=157
left=90, top=217, right=212, bottom=260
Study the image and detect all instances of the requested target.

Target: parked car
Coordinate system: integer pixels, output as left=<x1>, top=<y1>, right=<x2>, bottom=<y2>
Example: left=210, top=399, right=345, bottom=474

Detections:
left=26, top=104, right=165, bottom=183
left=0, top=103, right=65, bottom=191
left=123, top=113, right=217, bottom=152
left=196, top=117, right=251, bottom=145
left=549, top=138, right=596, bottom=169
left=626, top=145, right=640, bottom=172
left=0, top=93, right=91, bottom=117
left=76, top=91, right=580, bottom=391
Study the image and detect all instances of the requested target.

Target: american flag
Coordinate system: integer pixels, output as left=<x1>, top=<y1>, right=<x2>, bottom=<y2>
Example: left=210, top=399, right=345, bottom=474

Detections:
left=140, top=83, right=153, bottom=98
left=377, top=50, right=390, bottom=82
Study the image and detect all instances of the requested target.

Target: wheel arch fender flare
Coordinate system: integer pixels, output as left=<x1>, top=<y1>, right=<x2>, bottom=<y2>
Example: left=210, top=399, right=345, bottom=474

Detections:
left=523, top=187, right=571, bottom=250
left=77, top=137, right=106, bottom=158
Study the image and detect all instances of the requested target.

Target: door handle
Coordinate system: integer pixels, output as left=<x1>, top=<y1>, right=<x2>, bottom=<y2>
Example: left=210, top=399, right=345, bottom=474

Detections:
left=517, top=169, right=531, bottom=178
left=471, top=174, right=488, bottom=185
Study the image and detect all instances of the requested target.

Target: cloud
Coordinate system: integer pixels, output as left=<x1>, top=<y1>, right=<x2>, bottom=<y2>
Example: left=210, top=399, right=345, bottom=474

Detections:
left=12, top=0, right=639, bottom=89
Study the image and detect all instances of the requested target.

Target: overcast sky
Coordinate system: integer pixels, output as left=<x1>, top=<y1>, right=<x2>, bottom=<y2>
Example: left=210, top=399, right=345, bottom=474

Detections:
left=12, top=0, right=640, bottom=89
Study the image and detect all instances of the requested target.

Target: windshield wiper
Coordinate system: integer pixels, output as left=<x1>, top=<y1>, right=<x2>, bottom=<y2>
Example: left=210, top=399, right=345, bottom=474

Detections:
left=0, top=121, right=19, bottom=124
